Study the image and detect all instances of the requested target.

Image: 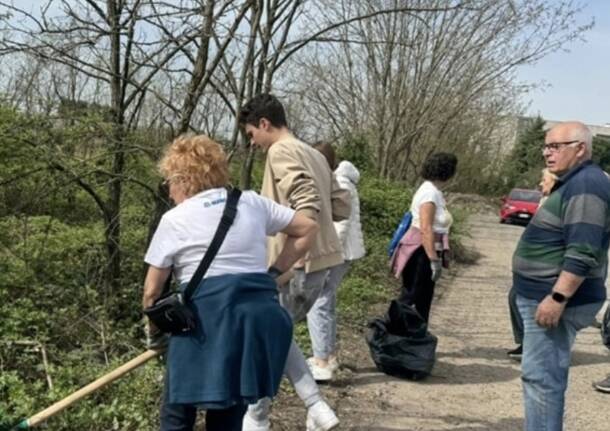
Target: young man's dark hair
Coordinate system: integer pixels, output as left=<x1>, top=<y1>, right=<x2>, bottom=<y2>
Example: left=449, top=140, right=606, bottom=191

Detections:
left=421, top=152, right=458, bottom=182
left=239, top=93, right=288, bottom=128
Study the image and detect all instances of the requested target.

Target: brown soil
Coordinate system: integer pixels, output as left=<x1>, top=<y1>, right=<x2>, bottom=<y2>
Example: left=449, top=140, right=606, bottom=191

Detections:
left=270, top=213, right=610, bottom=430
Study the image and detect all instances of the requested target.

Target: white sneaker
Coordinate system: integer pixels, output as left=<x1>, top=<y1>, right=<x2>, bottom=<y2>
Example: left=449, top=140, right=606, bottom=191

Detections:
left=306, top=400, right=339, bottom=431
left=328, top=357, right=340, bottom=372
left=307, top=357, right=333, bottom=382
left=242, top=409, right=270, bottom=431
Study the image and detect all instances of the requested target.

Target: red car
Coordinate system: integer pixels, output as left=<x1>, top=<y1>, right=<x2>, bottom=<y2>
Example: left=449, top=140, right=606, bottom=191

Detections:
left=500, top=188, right=542, bottom=224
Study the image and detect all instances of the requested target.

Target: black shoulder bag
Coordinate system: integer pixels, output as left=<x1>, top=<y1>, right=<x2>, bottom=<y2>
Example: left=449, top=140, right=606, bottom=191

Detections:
left=143, top=188, right=242, bottom=334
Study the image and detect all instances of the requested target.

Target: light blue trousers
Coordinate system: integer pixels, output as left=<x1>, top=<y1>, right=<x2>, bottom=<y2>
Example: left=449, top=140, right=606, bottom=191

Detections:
left=517, top=294, right=603, bottom=431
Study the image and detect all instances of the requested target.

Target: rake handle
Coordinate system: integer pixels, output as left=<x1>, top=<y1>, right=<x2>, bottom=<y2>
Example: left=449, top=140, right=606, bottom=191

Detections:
left=15, top=349, right=162, bottom=429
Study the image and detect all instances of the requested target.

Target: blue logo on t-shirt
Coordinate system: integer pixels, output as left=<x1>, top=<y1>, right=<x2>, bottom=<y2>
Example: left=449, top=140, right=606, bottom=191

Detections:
left=203, top=198, right=226, bottom=208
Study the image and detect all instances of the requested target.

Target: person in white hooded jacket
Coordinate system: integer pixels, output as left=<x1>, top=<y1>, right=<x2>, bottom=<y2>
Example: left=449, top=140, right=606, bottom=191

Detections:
left=333, top=160, right=366, bottom=261
left=307, top=143, right=366, bottom=381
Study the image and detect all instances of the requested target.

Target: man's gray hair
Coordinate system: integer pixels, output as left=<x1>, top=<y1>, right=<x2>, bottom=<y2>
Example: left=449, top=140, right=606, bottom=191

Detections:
left=571, top=123, right=593, bottom=157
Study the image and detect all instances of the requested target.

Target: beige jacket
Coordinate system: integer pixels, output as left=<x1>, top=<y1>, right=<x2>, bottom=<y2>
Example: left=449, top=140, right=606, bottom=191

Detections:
left=261, top=136, right=351, bottom=273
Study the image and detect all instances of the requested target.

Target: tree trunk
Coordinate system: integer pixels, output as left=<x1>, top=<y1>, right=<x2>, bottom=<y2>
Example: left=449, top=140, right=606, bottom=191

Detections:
left=106, top=0, right=125, bottom=295
left=240, top=147, right=256, bottom=190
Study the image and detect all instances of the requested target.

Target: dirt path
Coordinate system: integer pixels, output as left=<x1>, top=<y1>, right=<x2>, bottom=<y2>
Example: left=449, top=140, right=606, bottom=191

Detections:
left=316, top=213, right=610, bottom=431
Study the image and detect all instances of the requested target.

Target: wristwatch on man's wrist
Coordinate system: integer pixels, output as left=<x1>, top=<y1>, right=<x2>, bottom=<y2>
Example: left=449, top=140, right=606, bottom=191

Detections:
left=551, top=291, right=568, bottom=304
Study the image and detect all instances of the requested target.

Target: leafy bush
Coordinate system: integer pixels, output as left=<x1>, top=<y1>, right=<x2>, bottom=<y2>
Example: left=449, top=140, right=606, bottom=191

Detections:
left=337, top=133, right=374, bottom=174
left=358, top=177, right=412, bottom=240
left=0, top=216, right=106, bottom=343
left=337, top=175, right=412, bottom=322
left=592, top=134, right=610, bottom=173
left=0, top=211, right=159, bottom=430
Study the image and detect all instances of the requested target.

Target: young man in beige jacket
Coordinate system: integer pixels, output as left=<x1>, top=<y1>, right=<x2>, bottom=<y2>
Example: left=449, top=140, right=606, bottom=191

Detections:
left=239, top=94, right=350, bottom=431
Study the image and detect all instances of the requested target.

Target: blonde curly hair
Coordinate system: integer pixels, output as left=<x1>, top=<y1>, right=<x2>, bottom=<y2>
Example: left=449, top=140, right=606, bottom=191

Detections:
left=159, top=134, right=229, bottom=197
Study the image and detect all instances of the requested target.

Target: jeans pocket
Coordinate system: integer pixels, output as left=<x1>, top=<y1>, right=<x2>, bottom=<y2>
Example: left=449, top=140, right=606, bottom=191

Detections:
left=564, top=302, right=604, bottom=331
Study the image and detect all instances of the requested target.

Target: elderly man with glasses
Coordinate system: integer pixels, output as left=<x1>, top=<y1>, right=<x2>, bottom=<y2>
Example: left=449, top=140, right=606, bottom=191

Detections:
left=512, top=121, right=610, bottom=430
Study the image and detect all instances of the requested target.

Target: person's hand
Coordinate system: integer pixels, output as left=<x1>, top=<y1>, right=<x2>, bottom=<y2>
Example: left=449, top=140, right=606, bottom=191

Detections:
left=430, top=259, right=442, bottom=282
left=275, top=269, right=295, bottom=287
left=535, top=295, right=566, bottom=328
left=294, top=257, right=306, bottom=269
left=145, top=321, right=169, bottom=351
left=268, top=266, right=295, bottom=289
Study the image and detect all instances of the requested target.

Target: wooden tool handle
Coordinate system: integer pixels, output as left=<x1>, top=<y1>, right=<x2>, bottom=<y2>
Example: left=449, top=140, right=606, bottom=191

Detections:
left=20, top=349, right=161, bottom=429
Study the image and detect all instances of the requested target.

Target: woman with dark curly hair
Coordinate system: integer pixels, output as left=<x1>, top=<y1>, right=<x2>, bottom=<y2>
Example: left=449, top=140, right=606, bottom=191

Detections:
left=391, top=152, right=458, bottom=322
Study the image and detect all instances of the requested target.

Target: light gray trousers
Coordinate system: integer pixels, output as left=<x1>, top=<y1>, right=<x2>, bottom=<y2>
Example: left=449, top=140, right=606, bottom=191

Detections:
left=307, top=261, right=351, bottom=358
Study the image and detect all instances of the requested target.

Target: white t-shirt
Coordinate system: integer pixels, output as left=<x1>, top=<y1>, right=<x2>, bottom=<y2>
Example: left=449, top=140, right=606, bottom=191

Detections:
left=145, top=188, right=295, bottom=284
left=410, top=181, right=452, bottom=234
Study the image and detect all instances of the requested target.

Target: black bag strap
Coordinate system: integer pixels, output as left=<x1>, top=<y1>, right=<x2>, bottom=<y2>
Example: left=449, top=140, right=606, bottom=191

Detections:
left=183, top=187, right=242, bottom=301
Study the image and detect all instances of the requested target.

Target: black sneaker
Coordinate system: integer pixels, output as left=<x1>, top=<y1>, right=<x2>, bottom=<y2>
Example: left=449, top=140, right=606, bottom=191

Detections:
left=593, top=375, right=610, bottom=393
left=507, top=345, right=522, bottom=361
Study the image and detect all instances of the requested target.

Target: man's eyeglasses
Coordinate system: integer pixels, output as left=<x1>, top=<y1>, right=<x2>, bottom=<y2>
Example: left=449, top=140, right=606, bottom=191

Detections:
left=541, top=140, right=581, bottom=153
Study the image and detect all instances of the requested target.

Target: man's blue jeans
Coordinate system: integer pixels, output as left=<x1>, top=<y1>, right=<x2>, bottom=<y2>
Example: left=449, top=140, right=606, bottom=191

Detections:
left=516, top=294, right=603, bottom=431
left=509, top=287, right=524, bottom=345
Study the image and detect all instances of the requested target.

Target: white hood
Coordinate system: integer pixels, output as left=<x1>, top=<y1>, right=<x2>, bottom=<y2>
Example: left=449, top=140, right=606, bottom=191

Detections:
left=333, top=160, right=365, bottom=261
left=335, top=160, right=360, bottom=185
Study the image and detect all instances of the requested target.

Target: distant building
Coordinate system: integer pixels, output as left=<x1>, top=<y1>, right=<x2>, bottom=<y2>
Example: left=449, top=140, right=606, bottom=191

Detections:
left=490, top=115, right=537, bottom=158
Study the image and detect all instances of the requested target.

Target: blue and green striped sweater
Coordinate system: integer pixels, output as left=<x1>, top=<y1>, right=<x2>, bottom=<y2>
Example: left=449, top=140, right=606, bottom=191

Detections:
left=513, top=160, right=610, bottom=306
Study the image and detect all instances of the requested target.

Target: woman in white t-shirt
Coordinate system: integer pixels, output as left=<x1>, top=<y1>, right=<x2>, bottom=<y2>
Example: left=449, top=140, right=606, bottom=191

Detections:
left=142, top=135, right=318, bottom=431
left=395, top=152, right=457, bottom=323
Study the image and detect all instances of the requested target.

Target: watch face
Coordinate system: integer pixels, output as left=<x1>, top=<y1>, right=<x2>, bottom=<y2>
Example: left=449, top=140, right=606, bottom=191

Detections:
left=552, top=292, right=567, bottom=303
left=267, top=266, right=282, bottom=278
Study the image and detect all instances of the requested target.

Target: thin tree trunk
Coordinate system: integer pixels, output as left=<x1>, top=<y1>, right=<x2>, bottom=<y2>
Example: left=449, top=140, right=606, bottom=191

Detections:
left=106, top=0, right=125, bottom=295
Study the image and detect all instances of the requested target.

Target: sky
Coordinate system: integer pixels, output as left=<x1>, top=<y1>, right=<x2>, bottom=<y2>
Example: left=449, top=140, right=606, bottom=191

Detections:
left=5, top=1, right=609, bottom=126
left=516, top=0, right=610, bottom=126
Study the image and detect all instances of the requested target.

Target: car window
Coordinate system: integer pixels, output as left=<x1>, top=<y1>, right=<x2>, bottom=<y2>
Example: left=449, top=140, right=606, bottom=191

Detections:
left=508, top=190, right=541, bottom=202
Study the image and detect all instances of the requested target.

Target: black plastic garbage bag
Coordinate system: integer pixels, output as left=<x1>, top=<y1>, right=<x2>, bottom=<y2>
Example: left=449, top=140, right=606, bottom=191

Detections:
left=366, top=300, right=438, bottom=380
left=601, top=305, right=610, bottom=350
